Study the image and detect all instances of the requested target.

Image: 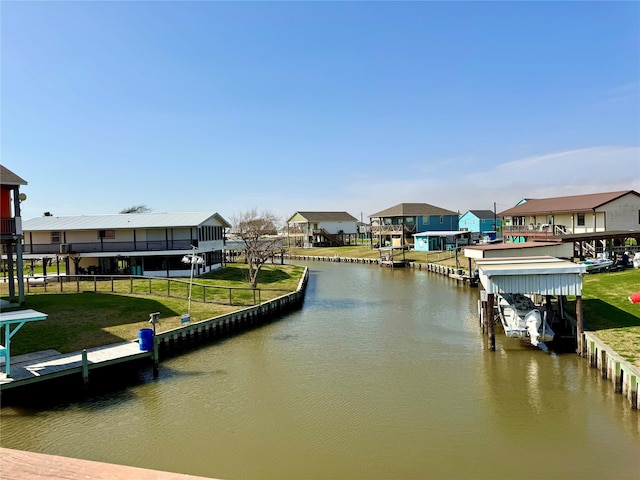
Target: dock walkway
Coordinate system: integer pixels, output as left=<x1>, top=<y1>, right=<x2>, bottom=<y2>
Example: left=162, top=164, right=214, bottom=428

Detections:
left=0, top=341, right=151, bottom=388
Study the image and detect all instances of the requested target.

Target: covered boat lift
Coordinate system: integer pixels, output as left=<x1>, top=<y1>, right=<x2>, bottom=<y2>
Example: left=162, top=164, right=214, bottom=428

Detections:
left=476, top=256, right=587, bottom=352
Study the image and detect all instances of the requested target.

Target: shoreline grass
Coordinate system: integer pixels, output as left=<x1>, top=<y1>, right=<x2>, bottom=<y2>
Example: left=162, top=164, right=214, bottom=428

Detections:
left=3, top=263, right=304, bottom=356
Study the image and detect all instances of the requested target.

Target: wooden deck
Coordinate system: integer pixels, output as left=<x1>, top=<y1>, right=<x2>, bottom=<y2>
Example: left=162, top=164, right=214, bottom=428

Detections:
left=0, top=341, right=151, bottom=390
left=0, top=447, right=218, bottom=479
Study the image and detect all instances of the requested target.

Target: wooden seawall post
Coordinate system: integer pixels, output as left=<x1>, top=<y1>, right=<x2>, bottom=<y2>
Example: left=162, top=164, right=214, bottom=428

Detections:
left=585, top=332, right=640, bottom=410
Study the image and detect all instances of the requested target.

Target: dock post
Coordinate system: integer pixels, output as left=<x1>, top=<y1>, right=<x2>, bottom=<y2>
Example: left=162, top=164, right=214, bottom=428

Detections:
left=487, top=293, right=495, bottom=351
left=576, top=295, right=584, bottom=356
left=152, top=335, right=159, bottom=379
left=81, top=349, right=89, bottom=388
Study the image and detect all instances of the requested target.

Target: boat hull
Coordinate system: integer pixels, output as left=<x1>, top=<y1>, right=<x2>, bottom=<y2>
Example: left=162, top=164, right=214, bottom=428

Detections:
left=496, top=293, right=554, bottom=348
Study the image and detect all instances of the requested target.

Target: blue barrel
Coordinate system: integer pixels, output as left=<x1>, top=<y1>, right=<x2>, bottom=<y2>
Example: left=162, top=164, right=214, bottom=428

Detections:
left=138, top=328, right=154, bottom=351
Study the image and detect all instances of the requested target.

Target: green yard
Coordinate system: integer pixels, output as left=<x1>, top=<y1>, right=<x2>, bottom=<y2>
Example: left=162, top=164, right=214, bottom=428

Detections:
left=577, top=269, right=640, bottom=367
left=2, top=264, right=305, bottom=355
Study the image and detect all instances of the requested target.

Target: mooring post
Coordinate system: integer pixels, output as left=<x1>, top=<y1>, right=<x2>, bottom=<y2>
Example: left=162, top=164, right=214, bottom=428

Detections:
left=151, top=334, right=159, bottom=379
left=81, top=349, right=89, bottom=388
left=479, top=286, right=487, bottom=333
left=487, top=293, right=495, bottom=351
left=576, top=295, right=584, bottom=356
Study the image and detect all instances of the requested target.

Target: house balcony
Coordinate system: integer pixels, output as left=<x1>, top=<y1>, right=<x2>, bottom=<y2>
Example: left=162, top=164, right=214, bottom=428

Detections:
left=503, top=224, right=569, bottom=239
left=23, top=239, right=197, bottom=255
left=0, top=217, right=17, bottom=240
left=371, top=224, right=417, bottom=235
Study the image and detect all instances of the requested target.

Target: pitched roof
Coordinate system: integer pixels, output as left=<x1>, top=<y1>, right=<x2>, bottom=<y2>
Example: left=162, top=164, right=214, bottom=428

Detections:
left=288, top=211, right=359, bottom=222
left=0, top=165, right=28, bottom=186
left=370, top=203, right=457, bottom=218
left=464, top=210, right=496, bottom=219
left=498, top=190, right=640, bottom=216
left=23, top=212, right=231, bottom=231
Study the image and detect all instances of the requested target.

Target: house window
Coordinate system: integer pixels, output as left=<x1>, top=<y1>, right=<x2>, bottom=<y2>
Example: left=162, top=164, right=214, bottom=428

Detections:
left=51, top=231, right=61, bottom=243
left=98, top=230, right=115, bottom=239
left=577, top=213, right=585, bottom=226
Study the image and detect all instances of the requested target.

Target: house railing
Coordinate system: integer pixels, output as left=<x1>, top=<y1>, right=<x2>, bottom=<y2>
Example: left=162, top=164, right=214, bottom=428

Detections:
left=23, top=239, right=196, bottom=255
left=503, top=224, right=571, bottom=236
left=0, top=218, right=16, bottom=236
left=371, top=224, right=417, bottom=235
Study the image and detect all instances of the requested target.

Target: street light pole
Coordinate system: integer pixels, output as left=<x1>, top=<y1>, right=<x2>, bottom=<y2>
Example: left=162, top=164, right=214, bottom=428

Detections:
left=181, top=245, right=203, bottom=323
left=187, top=244, right=196, bottom=316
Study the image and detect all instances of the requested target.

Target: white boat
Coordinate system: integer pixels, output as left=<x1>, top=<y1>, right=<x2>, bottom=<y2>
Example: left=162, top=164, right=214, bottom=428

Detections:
left=581, top=258, right=613, bottom=272
left=496, top=293, right=554, bottom=349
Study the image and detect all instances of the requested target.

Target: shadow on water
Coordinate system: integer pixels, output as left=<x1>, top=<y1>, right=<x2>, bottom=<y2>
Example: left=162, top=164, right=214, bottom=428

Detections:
left=0, top=359, right=231, bottom=411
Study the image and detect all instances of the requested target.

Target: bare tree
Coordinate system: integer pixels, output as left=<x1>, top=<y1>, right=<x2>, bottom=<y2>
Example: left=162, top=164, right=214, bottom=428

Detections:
left=120, top=204, right=151, bottom=214
left=231, top=209, right=283, bottom=288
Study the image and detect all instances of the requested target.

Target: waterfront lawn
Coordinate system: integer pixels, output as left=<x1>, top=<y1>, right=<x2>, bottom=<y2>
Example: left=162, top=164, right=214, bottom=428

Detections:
left=6, top=264, right=305, bottom=356
left=579, top=269, right=640, bottom=367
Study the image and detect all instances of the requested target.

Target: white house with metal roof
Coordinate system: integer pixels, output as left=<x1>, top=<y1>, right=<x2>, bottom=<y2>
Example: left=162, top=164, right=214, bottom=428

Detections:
left=287, top=211, right=359, bottom=247
left=22, top=212, right=230, bottom=278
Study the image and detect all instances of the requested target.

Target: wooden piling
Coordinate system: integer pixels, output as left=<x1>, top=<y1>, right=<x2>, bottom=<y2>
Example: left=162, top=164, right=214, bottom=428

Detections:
left=81, top=349, right=89, bottom=387
left=152, top=336, right=159, bottom=379
left=576, top=295, right=584, bottom=356
left=487, top=293, right=495, bottom=351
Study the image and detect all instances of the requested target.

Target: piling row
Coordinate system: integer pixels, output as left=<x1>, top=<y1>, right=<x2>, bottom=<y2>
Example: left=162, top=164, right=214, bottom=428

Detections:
left=409, top=262, right=479, bottom=286
left=584, top=332, right=639, bottom=409
left=285, top=254, right=380, bottom=264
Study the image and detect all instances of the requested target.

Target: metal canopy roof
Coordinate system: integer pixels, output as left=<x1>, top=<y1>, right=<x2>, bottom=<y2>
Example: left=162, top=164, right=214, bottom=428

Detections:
left=23, top=212, right=231, bottom=231
left=476, top=256, right=587, bottom=296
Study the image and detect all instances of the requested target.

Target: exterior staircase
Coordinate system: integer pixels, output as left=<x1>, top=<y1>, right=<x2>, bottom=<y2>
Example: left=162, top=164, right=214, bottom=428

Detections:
left=314, top=228, right=345, bottom=247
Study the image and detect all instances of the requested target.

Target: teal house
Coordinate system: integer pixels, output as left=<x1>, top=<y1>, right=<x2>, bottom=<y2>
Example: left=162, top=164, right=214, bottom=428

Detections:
left=370, top=203, right=459, bottom=248
left=459, top=210, right=500, bottom=234
left=413, top=230, right=468, bottom=252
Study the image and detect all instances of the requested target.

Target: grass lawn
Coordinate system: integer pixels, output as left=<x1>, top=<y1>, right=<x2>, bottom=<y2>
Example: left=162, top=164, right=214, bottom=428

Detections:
left=577, top=269, right=640, bottom=368
left=4, top=264, right=305, bottom=356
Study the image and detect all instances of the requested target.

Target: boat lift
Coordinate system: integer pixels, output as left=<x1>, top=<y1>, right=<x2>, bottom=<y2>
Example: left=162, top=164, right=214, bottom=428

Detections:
left=0, top=309, right=48, bottom=377
left=474, top=256, right=587, bottom=353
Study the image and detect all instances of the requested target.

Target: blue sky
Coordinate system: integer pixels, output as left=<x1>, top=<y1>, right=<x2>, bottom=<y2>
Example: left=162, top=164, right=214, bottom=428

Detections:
left=2, top=1, right=639, bottom=224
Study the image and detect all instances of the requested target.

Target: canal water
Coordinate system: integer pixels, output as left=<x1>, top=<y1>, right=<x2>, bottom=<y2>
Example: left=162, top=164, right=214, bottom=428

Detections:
left=1, top=261, right=639, bottom=479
